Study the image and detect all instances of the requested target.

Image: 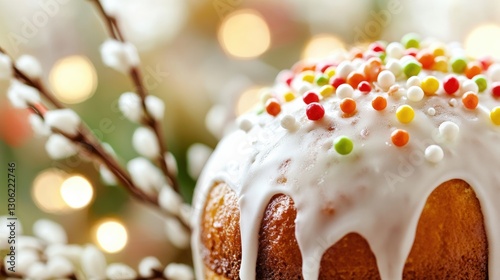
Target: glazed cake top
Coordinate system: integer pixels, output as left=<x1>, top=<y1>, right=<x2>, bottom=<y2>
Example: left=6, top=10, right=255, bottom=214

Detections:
left=192, top=34, right=500, bottom=280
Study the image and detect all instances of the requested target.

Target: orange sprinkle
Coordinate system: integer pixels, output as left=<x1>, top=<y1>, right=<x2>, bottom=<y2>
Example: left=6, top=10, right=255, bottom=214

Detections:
left=391, top=129, right=410, bottom=147
left=465, top=62, right=482, bottom=79
left=371, top=96, right=387, bottom=111
left=364, top=57, right=383, bottom=82
left=347, top=72, right=366, bottom=88
left=350, top=48, right=364, bottom=59
left=265, top=98, right=281, bottom=116
left=340, top=98, right=357, bottom=114
left=417, top=51, right=435, bottom=70
left=462, top=91, right=479, bottom=109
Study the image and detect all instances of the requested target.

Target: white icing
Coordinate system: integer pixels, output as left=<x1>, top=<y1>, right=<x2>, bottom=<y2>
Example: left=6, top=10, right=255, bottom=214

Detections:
left=192, top=67, right=500, bottom=280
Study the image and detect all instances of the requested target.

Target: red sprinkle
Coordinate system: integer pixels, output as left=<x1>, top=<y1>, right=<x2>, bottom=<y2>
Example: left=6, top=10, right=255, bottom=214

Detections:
left=492, top=82, right=500, bottom=98
left=358, top=81, right=372, bottom=94
left=370, top=42, right=385, bottom=52
left=443, top=75, right=460, bottom=95
left=320, top=64, right=334, bottom=73
left=303, top=91, right=320, bottom=104
left=306, top=102, right=325, bottom=121
left=479, top=56, right=493, bottom=70
left=404, top=48, right=418, bottom=57
left=331, top=77, right=346, bottom=89
left=265, top=98, right=281, bottom=116
left=285, top=77, right=294, bottom=86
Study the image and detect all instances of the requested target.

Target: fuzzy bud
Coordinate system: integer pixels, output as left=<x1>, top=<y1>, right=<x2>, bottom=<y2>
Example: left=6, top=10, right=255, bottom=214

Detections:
left=15, top=55, right=42, bottom=78
left=45, top=134, right=78, bottom=160
left=33, top=219, right=67, bottom=244
left=100, top=39, right=139, bottom=73
left=10, top=250, right=39, bottom=274
left=27, top=262, right=52, bottom=279
left=29, top=114, right=51, bottom=136
left=127, top=157, right=165, bottom=195
left=7, top=81, right=41, bottom=108
left=165, top=152, right=178, bottom=176
left=48, top=256, right=74, bottom=278
left=132, top=127, right=160, bottom=159
left=164, top=217, right=190, bottom=249
left=17, top=236, right=44, bottom=251
left=0, top=53, right=13, bottom=79
left=138, top=256, right=162, bottom=277
left=164, top=263, right=194, bottom=280
left=187, top=143, right=213, bottom=179
left=118, top=92, right=143, bottom=122
left=44, top=109, right=80, bottom=136
left=101, top=0, right=121, bottom=17
left=81, top=245, right=107, bottom=279
left=158, top=185, right=183, bottom=215
left=145, top=95, right=165, bottom=120
left=100, top=165, right=117, bottom=185
left=106, top=263, right=138, bottom=279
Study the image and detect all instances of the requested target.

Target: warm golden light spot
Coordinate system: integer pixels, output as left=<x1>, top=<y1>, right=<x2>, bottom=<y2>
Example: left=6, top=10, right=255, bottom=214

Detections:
left=60, top=175, right=93, bottom=209
left=49, top=55, right=97, bottom=104
left=32, top=169, right=69, bottom=213
left=218, top=9, right=271, bottom=59
left=465, top=24, right=500, bottom=59
left=236, top=86, right=261, bottom=116
left=96, top=220, right=128, bottom=253
left=302, top=34, right=346, bottom=60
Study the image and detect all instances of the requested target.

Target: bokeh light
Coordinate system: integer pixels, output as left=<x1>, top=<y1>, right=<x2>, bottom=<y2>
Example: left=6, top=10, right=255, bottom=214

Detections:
left=302, top=34, right=345, bottom=60
left=32, top=169, right=69, bottom=213
left=60, top=175, right=94, bottom=209
left=218, top=9, right=271, bottom=59
left=96, top=220, right=128, bottom=253
left=465, top=24, right=500, bottom=59
left=236, top=86, right=261, bottom=116
left=49, top=55, right=97, bottom=104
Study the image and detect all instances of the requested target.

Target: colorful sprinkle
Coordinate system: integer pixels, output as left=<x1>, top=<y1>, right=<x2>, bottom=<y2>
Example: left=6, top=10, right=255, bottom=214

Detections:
left=461, top=91, right=479, bottom=109
left=386, top=60, right=403, bottom=77
left=280, top=114, right=297, bottom=130
left=432, top=56, right=448, bottom=72
left=364, top=57, right=383, bottom=82
left=316, top=74, right=329, bottom=86
left=396, top=105, right=415, bottom=124
left=347, top=72, right=365, bottom=88
left=265, top=98, right=281, bottom=116
left=473, top=75, right=487, bottom=93
left=443, top=75, right=460, bottom=95
left=420, top=76, right=439, bottom=95
left=491, top=106, right=500, bottom=125
left=430, top=44, right=446, bottom=57
left=425, top=145, right=444, bottom=163
left=306, top=102, right=325, bottom=121
left=377, top=70, right=396, bottom=90
left=301, top=71, right=315, bottom=83
left=324, top=66, right=336, bottom=78
left=403, top=61, right=422, bottom=77
left=283, top=92, right=296, bottom=102
left=407, top=86, right=424, bottom=102
left=370, top=42, right=385, bottom=52
left=334, top=136, right=354, bottom=155
left=372, top=96, right=387, bottom=111
left=465, top=62, right=482, bottom=79
left=451, top=57, right=467, bottom=74
left=340, top=98, right=357, bottom=114
left=391, top=129, right=410, bottom=147
left=303, top=91, right=320, bottom=104
left=386, top=42, right=405, bottom=58
left=358, top=81, right=372, bottom=94
left=331, top=77, right=346, bottom=89
left=319, top=85, right=334, bottom=97
left=401, top=33, right=420, bottom=49
left=336, top=61, right=355, bottom=79
left=439, top=121, right=459, bottom=142
left=336, top=84, right=354, bottom=99
left=417, top=51, right=434, bottom=69
left=491, top=82, right=500, bottom=97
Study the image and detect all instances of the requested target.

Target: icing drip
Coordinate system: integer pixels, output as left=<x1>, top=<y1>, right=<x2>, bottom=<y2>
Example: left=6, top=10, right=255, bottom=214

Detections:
left=192, top=39, right=500, bottom=279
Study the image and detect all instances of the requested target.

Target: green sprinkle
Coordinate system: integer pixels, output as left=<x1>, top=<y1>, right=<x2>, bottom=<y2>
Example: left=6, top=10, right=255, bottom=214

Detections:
left=473, top=74, right=487, bottom=92
left=255, top=105, right=265, bottom=115
left=403, top=61, right=422, bottom=78
left=401, top=33, right=420, bottom=49
left=451, top=57, right=467, bottom=74
left=315, top=74, right=329, bottom=86
left=334, top=135, right=354, bottom=155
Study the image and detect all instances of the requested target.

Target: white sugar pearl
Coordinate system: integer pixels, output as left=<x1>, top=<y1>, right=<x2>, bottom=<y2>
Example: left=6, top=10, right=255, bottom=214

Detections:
left=461, top=80, right=478, bottom=94
left=237, top=118, right=253, bottom=132
left=298, top=82, right=313, bottom=95
left=336, top=84, right=353, bottom=99
left=448, top=98, right=458, bottom=107
left=377, top=70, right=396, bottom=90
left=386, top=42, right=405, bottom=59
left=406, top=76, right=421, bottom=87
left=336, top=61, right=354, bottom=79
left=427, top=107, right=436, bottom=116
left=488, top=63, right=500, bottom=82
left=386, top=60, right=402, bottom=77
left=425, top=145, right=444, bottom=163
left=280, top=114, right=297, bottom=130
left=439, top=121, right=459, bottom=142
left=407, top=86, right=424, bottom=102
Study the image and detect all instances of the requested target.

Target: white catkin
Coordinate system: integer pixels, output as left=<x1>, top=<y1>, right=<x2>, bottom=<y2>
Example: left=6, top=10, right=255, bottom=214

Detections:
left=0, top=53, right=13, bottom=79
left=17, top=236, right=44, bottom=251
left=132, top=127, right=160, bottom=159
left=29, top=114, right=51, bottom=136
left=118, top=92, right=143, bottom=123
left=165, top=152, right=178, bottom=176
left=45, top=134, right=78, bottom=160
left=15, top=55, right=43, bottom=78
left=100, top=165, right=117, bottom=185
left=145, top=95, right=165, bottom=121
left=164, top=263, right=194, bottom=280
left=27, top=262, right=52, bottom=279
left=106, top=263, right=138, bottom=280
left=127, top=157, right=166, bottom=195
left=164, top=218, right=190, bottom=249
left=81, top=245, right=107, bottom=279
left=44, top=109, right=81, bottom=136
left=9, top=249, right=39, bottom=275
left=45, top=244, right=83, bottom=263
left=138, top=256, right=162, bottom=277
left=186, top=143, right=213, bottom=179
left=47, top=256, right=74, bottom=278
left=33, top=219, right=68, bottom=244
left=7, top=81, right=41, bottom=108
left=100, top=39, right=131, bottom=73
left=100, top=0, right=121, bottom=17
left=158, top=185, right=183, bottom=215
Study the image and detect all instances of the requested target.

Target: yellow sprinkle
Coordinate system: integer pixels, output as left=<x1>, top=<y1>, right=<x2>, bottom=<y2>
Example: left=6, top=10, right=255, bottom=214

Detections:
left=490, top=106, right=500, bottom=125
left=433, top=56, right=448, bottom=72
left=396, top=105, right=415, bottom=124
left=324, top=66, right=336, bottom=78
left=421, top=76, right=439, bottom=95
left=283, top=91, right=296, bottom=102
left=432, top=46, right=446, bottom=57
left=301, top=70, right=315, bottom=83
left=319, top=85, right=334, bottom=97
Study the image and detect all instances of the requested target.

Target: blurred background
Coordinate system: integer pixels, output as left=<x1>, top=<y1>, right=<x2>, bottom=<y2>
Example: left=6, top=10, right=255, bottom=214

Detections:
left=1, top=0, right=500, bottom=269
